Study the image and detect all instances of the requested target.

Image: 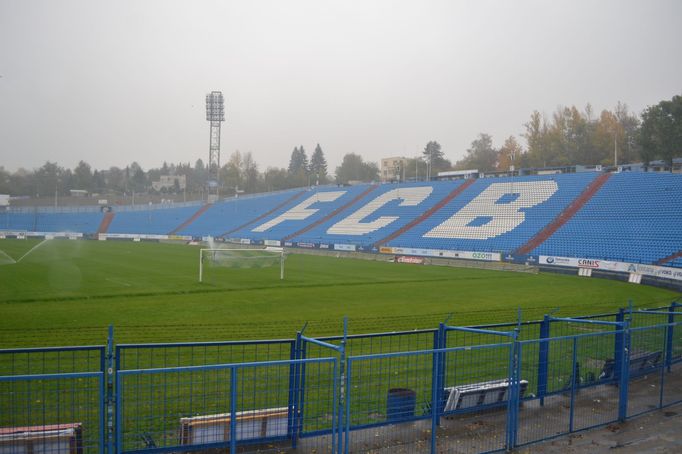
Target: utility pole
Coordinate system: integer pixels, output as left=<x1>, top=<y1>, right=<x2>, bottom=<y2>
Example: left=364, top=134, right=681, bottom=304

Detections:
left=614, top=132, right=618, bottom=168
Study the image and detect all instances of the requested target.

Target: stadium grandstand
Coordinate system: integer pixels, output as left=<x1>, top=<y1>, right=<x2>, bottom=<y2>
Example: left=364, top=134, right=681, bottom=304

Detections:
left=1, top=170, right=681, bottom=284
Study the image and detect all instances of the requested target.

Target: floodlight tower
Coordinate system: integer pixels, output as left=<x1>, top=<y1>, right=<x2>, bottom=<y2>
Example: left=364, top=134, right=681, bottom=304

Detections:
left=205, top=91, right=225, bottom=202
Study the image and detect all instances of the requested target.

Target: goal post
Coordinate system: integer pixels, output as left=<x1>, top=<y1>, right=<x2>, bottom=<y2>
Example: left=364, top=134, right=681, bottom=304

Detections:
left=199, top=247, right=286, bottom=282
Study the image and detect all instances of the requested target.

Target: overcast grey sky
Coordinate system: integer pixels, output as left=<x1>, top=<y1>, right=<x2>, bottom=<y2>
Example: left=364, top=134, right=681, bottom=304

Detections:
left=1, top=0, right=680, bottom=173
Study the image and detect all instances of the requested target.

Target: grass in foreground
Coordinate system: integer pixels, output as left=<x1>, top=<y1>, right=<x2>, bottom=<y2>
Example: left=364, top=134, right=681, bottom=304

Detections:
left=0, top=238, right=678, bottom=347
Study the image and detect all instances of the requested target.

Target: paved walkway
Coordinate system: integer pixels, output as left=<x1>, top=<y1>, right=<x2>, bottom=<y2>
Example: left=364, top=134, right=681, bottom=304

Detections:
left=524, top=407, right=682, bottom=453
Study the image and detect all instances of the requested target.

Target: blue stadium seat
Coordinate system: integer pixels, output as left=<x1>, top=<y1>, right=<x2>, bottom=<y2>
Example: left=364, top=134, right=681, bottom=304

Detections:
left=0, top=211, right=104, bottom=234
left=108, top=205, right=201, bottom=235
left=387, top=173, right=597, bottom=254
left=179, top=189, right=304, bottom=237
left=3, top=172, right=680, bottom=269
left=229, top=185, right=375, bottom=241
left=289, top=181, right=463, bottom=248
left=533, top=172, right=682, bottom=265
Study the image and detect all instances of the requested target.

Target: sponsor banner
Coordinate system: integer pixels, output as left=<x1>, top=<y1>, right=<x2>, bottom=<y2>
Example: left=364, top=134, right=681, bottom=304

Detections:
left=0, top=231, right=27, bottom=237
left=319, top=243, right=330, bottom=249
left=264, top=239, right=282, bottom=247
left=389, top=247, right=500, bottom=262
left=395, top=255, right=425, bottom=265
left=540, top=256, right=620, bottom=270
left=540, top=256, right=682, bottom=282
left=379, top=247, right=394, bottom=254
left=392, top=247, right=434, bottom=257
left=298, top=242, right=316, bottom=248
left=240, top=238, right=252, bottom=245
left=100, top=233, right=170, bottom=241
left=139, top=234, right=168, bottom=241
left=168, top=235, right=192, bottom=241
left=101, top=233, right=133, bottom=239
left=470, top=251, right=501, bottom=261
left=625, top=263, right=682, bottom=281
left=284, top=241, right=294, bottom=247
left=334, top=244, right=356, bottom=251
left=18, top=232, right=85, bottom=239
left=503, top=254, right=519, bottom=263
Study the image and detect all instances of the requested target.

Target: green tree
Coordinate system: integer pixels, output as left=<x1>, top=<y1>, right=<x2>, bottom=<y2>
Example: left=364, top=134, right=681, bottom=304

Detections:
left=422, top=141, right=450, bottom=175
left=639, top=94, right=682, bottom=169
left=455, top=133, right=498, bottom=172
left=287, top=146, right=310, bottom=187
left=262, top=167, right=290, bottom=192
left=34, top=161, right=64, bottom=197
left=73, top=160, right=93, bottom=191
left=221, top=150, right=243, bottom=194
left=497, top=136, right=524, bottom=171
left=92, top=170, right=105, bottom=192
left=523, top=110, right=549, bottom=167
left=288, top=146, right=309, bottom=175
left=193, top=159, right=208, bottom=193
left=335, top=153, right=379, bottom=184
left=0, top=166, right=12, bottom=194
left=129, top=162, right=146, bottom=192
left=309, top=143, right=328, bottom=184
left=241, top=151, right=259, bottom=193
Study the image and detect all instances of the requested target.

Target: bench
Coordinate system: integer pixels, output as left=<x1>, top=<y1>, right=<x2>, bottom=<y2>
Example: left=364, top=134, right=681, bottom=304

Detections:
left=599, top=351, right=662, bottom=381
left=443, top=378, right=529, bottom=413
left=0, top=423, right=83, bottom=454
left=180, top=407, right=288, bottom=445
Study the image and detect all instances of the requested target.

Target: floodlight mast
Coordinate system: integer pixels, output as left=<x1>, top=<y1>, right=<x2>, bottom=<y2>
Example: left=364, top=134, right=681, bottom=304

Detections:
left=206, top=91, right=225, bottom=202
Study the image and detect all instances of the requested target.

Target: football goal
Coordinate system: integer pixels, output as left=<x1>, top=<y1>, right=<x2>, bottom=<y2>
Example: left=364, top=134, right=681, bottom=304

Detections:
left=199, top=247, right=286, bottom=283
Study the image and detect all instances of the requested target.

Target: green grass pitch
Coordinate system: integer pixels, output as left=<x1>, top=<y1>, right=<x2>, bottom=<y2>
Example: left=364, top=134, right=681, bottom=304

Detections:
left=0, top=238, right=678, bottom=347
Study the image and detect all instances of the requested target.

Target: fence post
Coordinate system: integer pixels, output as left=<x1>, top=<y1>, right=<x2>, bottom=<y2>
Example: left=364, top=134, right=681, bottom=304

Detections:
left=666, top=302, right=678, bottom=372
left=288, top=338, right=299, bottom=448
left=99, top=372, right=106, bottom=454
left=613, top=308, right=625, bottom=382
left=506, top=331, right=520, bottom=450
left=114, top=369, right=122, bottom=454
left=230, top=367, right=237, bottom=454
left=106, top=325, right=115, bottom=454
left=344, top=360, right=352, bottom=454
left=432, top=323, right=445, bottom=428
left=292, top=332, right=306, bottom=447
left=332, top=359, right=339, bottom=454
left=568, top=337, right=578, bottom=432
left=617, top=319, right=630, bottom=422
left=338, top=318, right=347, bottom=454
left=537, top=315, right=550, bottom=406
left=660, top=323, right=668, bottom=409
left=430, top=328, right=442, bottom=453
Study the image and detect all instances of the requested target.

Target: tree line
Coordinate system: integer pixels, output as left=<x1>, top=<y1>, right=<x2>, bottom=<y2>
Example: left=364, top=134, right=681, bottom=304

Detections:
left=457, top=94, right=681, bottom=173
left=1, top=94, right=679, bottom=199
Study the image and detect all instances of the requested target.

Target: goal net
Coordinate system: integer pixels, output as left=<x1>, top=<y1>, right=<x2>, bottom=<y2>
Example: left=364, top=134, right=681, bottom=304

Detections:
left=199, top=247, right=286, bottom=282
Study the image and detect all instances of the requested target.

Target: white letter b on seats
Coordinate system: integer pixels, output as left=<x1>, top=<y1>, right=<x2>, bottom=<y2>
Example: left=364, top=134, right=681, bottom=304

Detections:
left=424, top=181, right=558, bottom=239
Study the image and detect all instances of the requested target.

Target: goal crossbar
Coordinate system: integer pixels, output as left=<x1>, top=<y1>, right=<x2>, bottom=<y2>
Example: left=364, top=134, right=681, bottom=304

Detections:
left=199, top=248, right=285, bottom=282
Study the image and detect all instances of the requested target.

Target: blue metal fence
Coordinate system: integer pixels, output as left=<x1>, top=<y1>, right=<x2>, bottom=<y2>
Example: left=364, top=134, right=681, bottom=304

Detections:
left=2, top=303, right=682, bottom=453
left=0, top=346, right=106, bottom=454
left=115, top=357, right=338, bottom=454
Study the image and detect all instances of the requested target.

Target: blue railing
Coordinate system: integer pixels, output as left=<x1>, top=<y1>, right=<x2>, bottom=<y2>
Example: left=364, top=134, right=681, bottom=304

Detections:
left=2, top=304, right=682, bottom=453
